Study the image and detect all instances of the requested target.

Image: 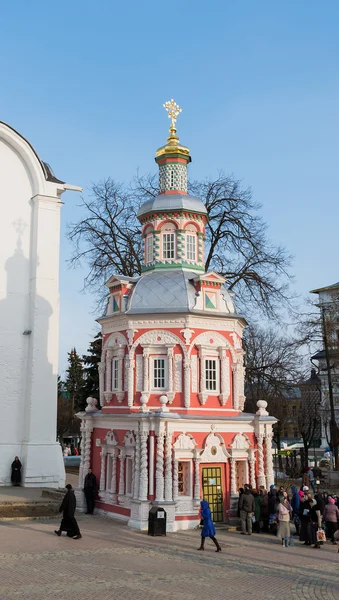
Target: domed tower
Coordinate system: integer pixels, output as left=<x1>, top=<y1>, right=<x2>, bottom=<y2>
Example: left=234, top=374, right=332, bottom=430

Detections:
left=78, top=101, right=276, bottom=532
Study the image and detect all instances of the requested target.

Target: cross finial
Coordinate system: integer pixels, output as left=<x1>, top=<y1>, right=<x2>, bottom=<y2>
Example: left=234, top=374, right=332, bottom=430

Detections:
left=163, top=98, right=182, bottom=132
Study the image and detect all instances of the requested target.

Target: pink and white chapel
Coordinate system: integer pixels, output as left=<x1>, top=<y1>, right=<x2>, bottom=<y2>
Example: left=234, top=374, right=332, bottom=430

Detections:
left=77, top=101, right=276, bottom=531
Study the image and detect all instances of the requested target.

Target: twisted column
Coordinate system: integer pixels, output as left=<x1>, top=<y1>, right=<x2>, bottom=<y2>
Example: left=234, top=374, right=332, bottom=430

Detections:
left=164, top=428, right=173, bottom=501
left=155, top=429, right=165, bottom=501
left=133, top=425, right=140, bottom=499
left=230, top=458, right=237, bottom=495
left=139, top=430, right=149, bottom=501
left=265, top=432, right=274, bottom=488
left=257, top=434, right=266, bottom=488
left=143, top=348, right=150, bottom=393
left=194, top=457, right=201, bottom=500
left=110, top=449, right=118, bottom=493
left=99, top=448, right=106, bottom=492
left=172, top=456, right=179, bottom=501
left=118, top=449, right=126, bottom=496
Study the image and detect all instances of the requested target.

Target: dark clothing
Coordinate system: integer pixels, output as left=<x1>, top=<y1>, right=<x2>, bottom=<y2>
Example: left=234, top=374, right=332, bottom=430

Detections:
left=268, top=489, right=278, bottom=515
left=291, top=486, right=300, bottom=513
left=299, top=499, right=313, bottom=543
left=239, top=490, right=255, bottom=513
left=58, top=490, right=81, bottom=537
left=84, top=472, right=97, bottom=514
left=326, top=521, right=338, bottom=543
left=11, top=460, right=22, bottom=485
left=314, top=494, right=325, bottom=515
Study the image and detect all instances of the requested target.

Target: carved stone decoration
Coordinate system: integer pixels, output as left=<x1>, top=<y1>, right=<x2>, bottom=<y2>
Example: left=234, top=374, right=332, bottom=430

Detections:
left=139, top=429, right=149, bottom=501
left=173, top=433, right=197, bottom=450
left=256, top=400, right=269, bottom=416
left=105, top=331, right=128, bottom=349
left=191, top=355, right=198, bottom=393
left=188, top=331, right=236, bottom=361
left=230, top=433, right=251, bottom=450
left=133, top=425, right=140, bottom=499
left=256, top=434, right=266, bottom=488
left=124, top=356, right=129, bottom=392
left=230, top=458, right=237, bottom=495
left=130, top=330, right=187, bottom=357
left=184, top=358, right=191, bottom=408
left=85, top=397, right=98, bottom=413
left=99, top=448, right=107, bottom=492
left=105, top=430, right=118, bottom=446
left=248, top=449, right=256, bottom=489
left=230, top=332, right=241, bottom=349
left=172, top=456, right=179, bottom=501
left=265, top=432, right=274, bottom=488
left=123, top=431, right=136, bottom=447
left=200, top=432, right=230, bottom=463
left=110, top=448, right=118, bottom=494
left=180, top=327, right=195, bottom=345
left=174, top=354, right=182, bottom=392
left=126, top=328, right=138, bottom=346
left=155, top=428, right=165, bottom=502
left=82, top=422, right=93, bottom=487
left=164, top=426, right=173, bottom=501
left=118, top=449, right=126, bottom=497
left=193, top=457, right=201, bottom=500
left=136, top=354, right=143, bottom=392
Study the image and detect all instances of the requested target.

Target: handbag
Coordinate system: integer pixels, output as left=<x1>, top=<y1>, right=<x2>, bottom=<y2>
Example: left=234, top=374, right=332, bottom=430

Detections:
left=316, top=528, right=326, bottom=543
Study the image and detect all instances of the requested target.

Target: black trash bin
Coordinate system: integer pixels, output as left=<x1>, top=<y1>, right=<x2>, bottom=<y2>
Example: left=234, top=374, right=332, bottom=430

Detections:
left=148, top=506, right=167, bottom=536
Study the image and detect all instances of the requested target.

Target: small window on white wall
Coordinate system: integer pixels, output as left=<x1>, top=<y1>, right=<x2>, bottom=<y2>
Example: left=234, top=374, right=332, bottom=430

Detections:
left=205, top=359, right=218, bottom=392
left=112, top=358, right=119, bottom=390
left=186, top=234, right=196, bottom=261
left=146, top=235, right=153, bottom=262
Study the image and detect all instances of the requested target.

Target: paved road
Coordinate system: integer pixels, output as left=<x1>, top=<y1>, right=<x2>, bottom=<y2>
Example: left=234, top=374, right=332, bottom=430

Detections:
left=0, top=516, right=338, bottom=600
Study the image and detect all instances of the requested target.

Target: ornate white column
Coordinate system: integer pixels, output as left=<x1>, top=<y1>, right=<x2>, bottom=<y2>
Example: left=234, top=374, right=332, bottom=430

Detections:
left=98, top=362, right=105, bottom=406
left=218, top=347, right=230, bottom=406
left=78, top=419, right=86, bottom=488
left=164, top=426, right=173, bottom=501
left=118, top=449, right=126, bottom=496
left=82, top=421, right=93, bottom=483
left=184, top=358, right=191, bottom=408
left=105, top=349, right=113, bottom=391
left=197, top=346, right=208, bottom=405
left=127, top=354, right=134, bottom=407
left=167, top=347, right=174, bottom=402
left=172, top=455, right=179, bottom=501
left=155, top=426, right=165, bottom=502
left=117, top=347, right=125, bottom=402
left=257, top=434, right=266, bottom=488
left=139, top=428, right=149, bottom=501
left=133, top=425, right=140, bottom=499
left=230, top=458, right=237, bottom=495
left=99, top=447, right=107, bottom=492
left=148, top=433, right=155, bottom=497
left=193, top=455, right=201, bottom=500
left=248, top=449, right=256, bottom=489
left=232, top=362, right=240, bottom=410
left=143, top=348, right=150, bottom=393
left=265, top=431, right=274, bottom=488
left=110, top=449, right=118, bottom=494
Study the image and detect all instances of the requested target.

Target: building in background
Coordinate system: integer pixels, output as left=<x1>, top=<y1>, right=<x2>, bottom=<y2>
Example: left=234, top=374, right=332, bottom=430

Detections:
left=77, top=102, right=276, bottom=531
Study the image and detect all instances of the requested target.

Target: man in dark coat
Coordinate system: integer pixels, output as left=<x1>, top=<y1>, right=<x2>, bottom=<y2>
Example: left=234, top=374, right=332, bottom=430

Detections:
left=54, top=484, right=82, bottom=539
left=239, top=486, right=255, bottom=535
left=83, top=468, right=97, bottom=515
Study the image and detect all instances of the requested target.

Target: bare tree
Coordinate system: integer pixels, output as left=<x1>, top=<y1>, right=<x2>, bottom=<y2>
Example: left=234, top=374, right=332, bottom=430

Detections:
left=68, top=172, right=292, bottom=319
left=298, top=375, right=321, bottom=470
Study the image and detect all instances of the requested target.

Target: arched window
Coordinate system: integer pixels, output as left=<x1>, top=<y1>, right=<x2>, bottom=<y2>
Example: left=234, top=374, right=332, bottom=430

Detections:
left=185, top=224, right=198, bottom=261
left=161, top=222, right=176, bottom=260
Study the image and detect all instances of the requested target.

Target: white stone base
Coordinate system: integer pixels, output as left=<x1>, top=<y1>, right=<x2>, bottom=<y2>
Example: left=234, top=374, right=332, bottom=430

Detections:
left=0, top=444, right=25, bottom=486
left=173, top=518, right=200, bottom=531
left=20, top=442, right=65, bottom=488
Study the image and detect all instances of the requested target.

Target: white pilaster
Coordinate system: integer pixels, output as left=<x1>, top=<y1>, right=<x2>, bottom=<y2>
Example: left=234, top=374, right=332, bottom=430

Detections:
left=173, top=456, right=179, bottom=501
left=118, top=449, right=126, bottom=496
left=257, top=434, right=266, bottom=488
left=155, top=426, right=165, bottom=502
left=184, top=358, right=191, bottom=408
left=218, top=346, right=230, bottom=406
left=193, top=455, right=201, bottom=500
left=230, top=458, right=237, bottom=495
left=99, top=448, right=107, bottom=492
left=148, top=433, right=155, bottom=497
left=139, top=426, right=149, bottom=501
left=133, top=424, right=140, bottom=499
left=127, top=354, right=134, bottom=407
left=265, top=430, right=274, bottom=488
left=164, top=426, right=173, bottom=501
left=110, top=448, right=118, bottom=494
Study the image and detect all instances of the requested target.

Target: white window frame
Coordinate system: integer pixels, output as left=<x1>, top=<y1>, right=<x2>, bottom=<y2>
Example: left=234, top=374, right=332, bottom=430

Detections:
left=186, top=233, right=196, bottom=261
left=204, top=357, right=220, bottom=394
left=162, top=232, right=176, bottom=259
left=112, top=358, right=119, bottom=390
left=151, top=356, right=168, bottom=391
left=146, top=234, right=153, bottom=263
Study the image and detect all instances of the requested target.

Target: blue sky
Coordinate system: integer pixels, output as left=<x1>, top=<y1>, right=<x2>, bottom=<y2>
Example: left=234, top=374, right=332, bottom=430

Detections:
left=1, top=1, right=338, bottom=373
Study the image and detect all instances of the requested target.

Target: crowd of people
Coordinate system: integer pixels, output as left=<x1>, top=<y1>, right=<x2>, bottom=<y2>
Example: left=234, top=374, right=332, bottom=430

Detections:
left=237, top=481, right=339, bottom=549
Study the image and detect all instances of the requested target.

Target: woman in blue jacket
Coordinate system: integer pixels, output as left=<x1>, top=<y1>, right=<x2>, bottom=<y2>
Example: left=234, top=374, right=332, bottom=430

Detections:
left=197, top=500, right=221, bottom=552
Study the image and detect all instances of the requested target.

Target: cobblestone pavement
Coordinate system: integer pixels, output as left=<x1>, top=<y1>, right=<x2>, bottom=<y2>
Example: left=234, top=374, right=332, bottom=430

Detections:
left=0, top=516, right=338, bottom=600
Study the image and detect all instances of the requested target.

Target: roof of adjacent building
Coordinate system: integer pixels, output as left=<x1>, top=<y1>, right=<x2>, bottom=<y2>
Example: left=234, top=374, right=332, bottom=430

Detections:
left=310, top=282, right=339, bottom=294
left=137, top=193, right=207, bottom=218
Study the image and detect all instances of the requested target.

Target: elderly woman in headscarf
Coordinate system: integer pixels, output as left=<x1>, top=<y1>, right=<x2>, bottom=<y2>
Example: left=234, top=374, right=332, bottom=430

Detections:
left=11, top=457, right=22, bottom=486
left=197, top=500, right=221, bottom=552
left=277, top=492, right=292, bottom=544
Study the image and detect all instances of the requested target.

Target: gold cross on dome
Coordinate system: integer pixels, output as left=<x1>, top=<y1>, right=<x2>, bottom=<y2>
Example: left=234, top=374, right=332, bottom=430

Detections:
left=163, top=99, right=182, bottom=129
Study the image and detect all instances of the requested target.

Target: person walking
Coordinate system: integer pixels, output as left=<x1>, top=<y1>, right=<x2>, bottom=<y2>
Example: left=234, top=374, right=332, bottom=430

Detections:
left=291, top=485, right=301, bottom=535
left=239, top=486, right=255, bottom=535
left=323, top=497, right=339, bottom=544
left=11, top=457, right=22, bottom=486
left=277, top=492, right=292, bottom=545
left=83, top=468, right=97, bottom=515
left=197, top=500, right=221, bottom=552
left=54, top=484, right=82, bottom=539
